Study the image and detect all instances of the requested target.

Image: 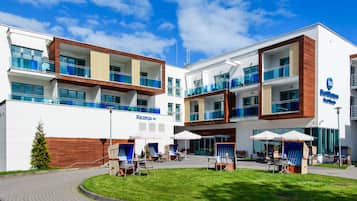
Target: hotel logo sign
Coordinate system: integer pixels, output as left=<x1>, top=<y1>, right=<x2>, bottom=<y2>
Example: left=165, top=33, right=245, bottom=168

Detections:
left=136, top=115, right=156, bottom=121
left=320, top=77, right=339, bottom=105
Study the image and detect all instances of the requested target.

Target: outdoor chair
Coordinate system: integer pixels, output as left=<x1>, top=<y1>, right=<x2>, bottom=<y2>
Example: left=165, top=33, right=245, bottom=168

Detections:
left=148, top=145, right=159, bottom=161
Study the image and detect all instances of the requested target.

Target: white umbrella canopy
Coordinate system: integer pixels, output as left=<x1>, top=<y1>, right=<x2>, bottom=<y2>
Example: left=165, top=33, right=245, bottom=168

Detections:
left=174, top=130, right=202, bottom=140
left=275, top=130, right=314, bottom=141
left=250, top=131, right=280, bottom=141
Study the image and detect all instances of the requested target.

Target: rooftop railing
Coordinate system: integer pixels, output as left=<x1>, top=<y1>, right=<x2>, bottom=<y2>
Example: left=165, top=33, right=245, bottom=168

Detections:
left=60, top=62, right=91, bottom=78
left=264, top=65, right=289, bottom=81
left=185, top=81, right=229, bottom=97
left=231, top=73, right=259, bottom=89
left=110, top=71, right=132, bottom=84
left=11, top=56, right=55, bottom=73
left=10, top=94, right=160, bottom=114
left=271, top=99, right=299, bottom=113
left=231, top=105, right=258, bottom=118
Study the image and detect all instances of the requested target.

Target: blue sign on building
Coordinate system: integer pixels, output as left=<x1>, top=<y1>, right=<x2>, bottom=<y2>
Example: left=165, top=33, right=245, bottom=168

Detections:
left=320, top=77, right=339, bottom=105
left=136, top=115, right=156, bottom=121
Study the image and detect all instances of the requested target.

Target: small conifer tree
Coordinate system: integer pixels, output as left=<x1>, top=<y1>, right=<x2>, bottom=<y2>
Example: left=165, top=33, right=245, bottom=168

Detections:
left=31, top=122, right=51, bottom=169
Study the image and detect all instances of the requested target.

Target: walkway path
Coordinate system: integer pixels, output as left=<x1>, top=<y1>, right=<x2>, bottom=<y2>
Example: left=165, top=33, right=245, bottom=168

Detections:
left=0, top=156, right=356, bottom=201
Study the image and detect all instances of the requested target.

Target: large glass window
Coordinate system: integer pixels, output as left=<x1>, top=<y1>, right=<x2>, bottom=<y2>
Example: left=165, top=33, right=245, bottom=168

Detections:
left=175, top=104, right=181, bottom=121
left=11, top=82, right=44, bottom=96
left=60, top=55, right=85, bottom=66
left=175, top=79, right=181, bottom=97
left=110, top=65, right=121, bottom=72
left=102, top=94, right=120, bottom=104
left=168, top=77, right=173, bottom=96
left=193, top=79, right=203, bottom=88
left=168, top=103, right=173, bottom=116
left=280, top=89, right=299, bottom=101
left=59, top=88, right=86, bottom=100
left=280, top=57, right=290, bottom=66
left=137, top=99, right=148, bottom=107
left=243, top=96, right=258, bottom=106
left=11, top=45, right=43, bottom=59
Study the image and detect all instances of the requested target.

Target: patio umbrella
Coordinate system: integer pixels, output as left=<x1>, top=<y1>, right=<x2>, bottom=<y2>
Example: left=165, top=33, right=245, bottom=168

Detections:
left=250, top=131, right=280, bottom=158
left=274, top=130, right=314, bottom=158
left=174, top=130, right=202, bottom=155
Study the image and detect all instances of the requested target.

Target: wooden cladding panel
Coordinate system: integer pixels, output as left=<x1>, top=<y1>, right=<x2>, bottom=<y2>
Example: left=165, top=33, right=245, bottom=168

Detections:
left=50, top=37, right=165, bottom=95
left=46, top=137, right=133, bottom=168
left=258, top=35, right=315, bottom=120
left=90, top=50, right=110, bottom=81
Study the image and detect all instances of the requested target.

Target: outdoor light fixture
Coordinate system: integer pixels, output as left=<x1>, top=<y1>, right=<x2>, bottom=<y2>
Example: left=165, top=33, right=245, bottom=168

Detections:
left=224, top=59, right=241, bottom=66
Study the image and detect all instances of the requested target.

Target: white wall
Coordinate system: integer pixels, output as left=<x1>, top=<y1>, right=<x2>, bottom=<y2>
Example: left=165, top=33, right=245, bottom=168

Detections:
left=0, top=103, right=6, bottom=171
left=0, top=26, right=12, bottom=102
left=4, top=100, right=174, bottom=171
left=316, top=26, right=357, bottom=145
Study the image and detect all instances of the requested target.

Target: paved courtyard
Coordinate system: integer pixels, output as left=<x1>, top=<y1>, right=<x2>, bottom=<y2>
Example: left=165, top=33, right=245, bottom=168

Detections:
left=0, top=156, right=356, bottom=201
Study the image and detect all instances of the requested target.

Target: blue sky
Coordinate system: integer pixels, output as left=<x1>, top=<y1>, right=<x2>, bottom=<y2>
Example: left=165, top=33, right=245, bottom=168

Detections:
left=0, top=0, right=356, bottom=66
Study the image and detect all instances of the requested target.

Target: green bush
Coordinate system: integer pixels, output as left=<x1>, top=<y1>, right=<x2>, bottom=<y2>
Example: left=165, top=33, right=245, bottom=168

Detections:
left=31, top=122, right=51, bottom=169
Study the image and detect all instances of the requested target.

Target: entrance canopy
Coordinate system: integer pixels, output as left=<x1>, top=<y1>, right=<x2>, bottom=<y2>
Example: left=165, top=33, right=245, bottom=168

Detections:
left=174, top=130, right=202, bottom=140
left=250, top=131, right=280, bottom=141
left=275, top=130, right=314, bottom=142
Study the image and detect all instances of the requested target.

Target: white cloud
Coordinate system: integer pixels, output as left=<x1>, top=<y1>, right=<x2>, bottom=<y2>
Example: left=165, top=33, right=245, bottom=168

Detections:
left=119, top=21, right=146, bottom=30
left=158, top=22, right=175, bottom=31
left=90, top=0, right=152, bottom=19
left=0, top=11, right=51, bottom=33
left=176, top=0, right=295, bottom=56
left=67, top=26, right=175, bottom=57
left=18, top=0, right=85, bottom=6
left=56, top=16, right=79, bottom=26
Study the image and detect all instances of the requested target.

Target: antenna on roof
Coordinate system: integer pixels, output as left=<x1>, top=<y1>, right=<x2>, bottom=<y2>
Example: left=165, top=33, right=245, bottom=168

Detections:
left=185, top=48, right=190, bottom=65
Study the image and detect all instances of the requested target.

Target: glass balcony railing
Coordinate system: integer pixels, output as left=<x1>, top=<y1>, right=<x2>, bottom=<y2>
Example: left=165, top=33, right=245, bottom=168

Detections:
left=351, top=105, right=357, bottom=119
left=110, top=71, right=132, bottom=84
left=60, top=62, right=90, bottom=78
left=204, top=110, right=224, bottom=120
left=185, top=81, right=229, bottom=97
left=264, top=65, right=289, bottom=81
left=231, top=73, right=259, bottom=89
left=11, top=57, right=55, bottom=73
left=140, top=77, right=161, bottom=88
left=9, top=94, right=160, bottom=114
left=231, top=106, right=258, bottom=118
left=272, top=99, right=299, bottom=113
left=190, top=112, right=199, bottom=121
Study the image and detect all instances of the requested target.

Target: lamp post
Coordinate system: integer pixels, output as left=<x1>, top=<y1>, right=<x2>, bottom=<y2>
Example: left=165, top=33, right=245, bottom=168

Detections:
left=334, top=106, right=342, bottom=167
left=109, top=106, right=113, bottom=146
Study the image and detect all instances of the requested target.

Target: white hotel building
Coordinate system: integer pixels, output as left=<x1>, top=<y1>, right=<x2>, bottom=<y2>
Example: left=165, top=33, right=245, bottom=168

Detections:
left=0, top=23, right=356, bottom=171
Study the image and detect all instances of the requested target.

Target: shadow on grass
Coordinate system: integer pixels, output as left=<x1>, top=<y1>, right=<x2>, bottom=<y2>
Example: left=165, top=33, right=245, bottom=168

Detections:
left=201, top=179, right=356, bottom=201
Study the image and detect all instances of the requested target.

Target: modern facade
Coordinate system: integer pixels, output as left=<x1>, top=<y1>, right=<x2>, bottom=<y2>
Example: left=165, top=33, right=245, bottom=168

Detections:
left=0, top=23, right=356, bottom=171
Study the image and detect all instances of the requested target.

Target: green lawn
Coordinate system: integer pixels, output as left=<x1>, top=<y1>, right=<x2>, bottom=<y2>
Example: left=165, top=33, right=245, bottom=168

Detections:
left=82, top=168, right=357, bottom=201
left=0, top=167, right=62, bottom=176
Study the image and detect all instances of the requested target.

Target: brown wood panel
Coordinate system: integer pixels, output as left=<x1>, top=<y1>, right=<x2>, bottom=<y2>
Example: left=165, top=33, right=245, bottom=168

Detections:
left=50, top=37, right=165, bottom=95
left=46, top=137, right=134, bottom=168
left=350, top=54, right=357, bottom=59
left=258, top=35, right=315, bottom=120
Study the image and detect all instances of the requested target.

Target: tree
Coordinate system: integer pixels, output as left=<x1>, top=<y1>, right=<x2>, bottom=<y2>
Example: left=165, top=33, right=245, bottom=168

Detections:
left=31, top=122, right=51, bottom=169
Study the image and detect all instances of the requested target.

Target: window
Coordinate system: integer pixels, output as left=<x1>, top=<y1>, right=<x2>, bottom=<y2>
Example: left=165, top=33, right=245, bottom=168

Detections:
left=243, top=65, right=258, bottom=74
left=60, top=55, right=85, bottom=66
left=194, top=103, right=199, bottom=113
left=102, top=94, right=120, bottom=104
left=175, top=79, right=181, bottom=97
left=175, top=104, right=181, bottom=121
left=137, top=99, right=148, bottom=107
left=59, top=88, right=86, bottom=100
left=168, top=77, right=173, bottom=96
left=214, top=101, right=223, bottom=111
left=280, top=57, right=290, bottom=66
left=140, top=72, right=148, bottom=77
left=11, top=45, right=43, bottom=60
left=168, top=103, right=173, bottom=115
left=193, top=79, right=203, bottom=88
left=214, top=73, right=229, bottom=83
left=110, top=65, right=121, bottom=72
left=280, top=89, right=299, bottom=101
left=11, top=82, right=44, bottom=96
left=243, top=96, right=258, bottom=106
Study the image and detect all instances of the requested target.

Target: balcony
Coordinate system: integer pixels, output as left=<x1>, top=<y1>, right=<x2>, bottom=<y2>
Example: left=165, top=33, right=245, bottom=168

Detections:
left=231, top=73, right=259, bottom=89
left=11, top=57, right=55, bottom=73
left=110, top=71, right=132, bottom=84
left=140, top=77, right=161, bottom=88
left=185, top=81, right=229, bottom=97
left=352, top=74, right=357, bottom=88
left=10, top=94, right=160, bottom=114
left=204, top=110, right=224, bottom=120
left=264, top=65, right=289, bottom=81
left=190, top=112, right=199, bottom=121
left=231, top=106, right=258, bottom=118
left=60, top=62, right=90, bottom=78
left=271, top=99, right=299, bottom=113
left=351, top=105, right=357, bottom=120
